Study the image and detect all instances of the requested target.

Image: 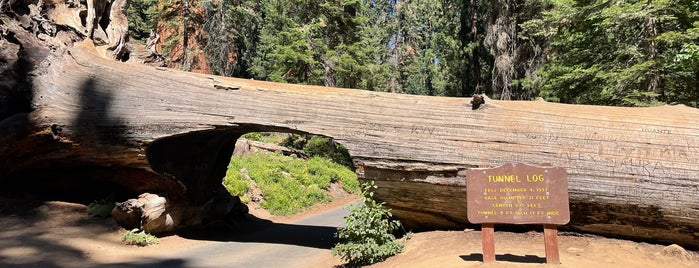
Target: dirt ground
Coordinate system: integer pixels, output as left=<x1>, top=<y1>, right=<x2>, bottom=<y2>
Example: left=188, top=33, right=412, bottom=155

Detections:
left=0, top=194, right=697, bottom=268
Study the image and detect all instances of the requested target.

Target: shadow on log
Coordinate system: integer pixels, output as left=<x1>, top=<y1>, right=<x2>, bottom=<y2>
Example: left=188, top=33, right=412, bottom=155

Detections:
left=0, top=1, right=697, bottom=249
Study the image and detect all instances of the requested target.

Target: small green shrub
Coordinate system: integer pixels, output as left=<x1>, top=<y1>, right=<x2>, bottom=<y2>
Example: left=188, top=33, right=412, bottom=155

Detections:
left=243, top=132, right=263, bottom=141
left=122, top=229, right=159, bottom=247
left=87, top=196, right=115, bottom=218
left=280, top=133, right=309, bottom=149
left=332, top=181, right=408, bottom=266
left=222, top=167, right=250, bottom=197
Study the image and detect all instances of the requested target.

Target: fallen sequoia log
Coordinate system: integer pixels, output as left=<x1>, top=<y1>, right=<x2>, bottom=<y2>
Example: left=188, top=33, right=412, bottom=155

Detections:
left=1, top=2, right=697, bottom=249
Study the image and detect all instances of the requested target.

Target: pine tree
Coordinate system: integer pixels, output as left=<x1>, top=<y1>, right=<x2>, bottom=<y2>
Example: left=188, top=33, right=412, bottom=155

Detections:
left=158, top=0, right=206, bottom=71
left=531, top=0, right=699, bottom=106
left=250, top=0, right=320, bottom=84
left=203, top=0, right=261, bottom=77
left=127, top=0, right=160, bottom=42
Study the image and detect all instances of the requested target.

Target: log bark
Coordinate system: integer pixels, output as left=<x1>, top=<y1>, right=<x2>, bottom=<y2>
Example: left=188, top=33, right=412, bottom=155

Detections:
left=1, top=4, right=698, bottom=248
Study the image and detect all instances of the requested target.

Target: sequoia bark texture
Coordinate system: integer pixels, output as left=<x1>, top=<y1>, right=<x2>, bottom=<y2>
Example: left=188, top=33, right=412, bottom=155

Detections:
left=1, top=4, right=697, bottom=248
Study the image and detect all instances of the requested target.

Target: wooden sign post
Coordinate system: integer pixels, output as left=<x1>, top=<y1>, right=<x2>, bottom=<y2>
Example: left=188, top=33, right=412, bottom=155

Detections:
left=466, top=163, right=570, bottom=264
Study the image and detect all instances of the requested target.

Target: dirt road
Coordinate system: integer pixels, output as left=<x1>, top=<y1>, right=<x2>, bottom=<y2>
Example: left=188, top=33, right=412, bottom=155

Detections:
left=98, top=205, right=350, bottom=267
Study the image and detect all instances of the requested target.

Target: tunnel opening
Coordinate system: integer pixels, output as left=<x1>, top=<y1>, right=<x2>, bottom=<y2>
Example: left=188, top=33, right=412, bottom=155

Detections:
left=225, top=131, right=360, bottom=216
left=131, top=125, right=361, bottom=233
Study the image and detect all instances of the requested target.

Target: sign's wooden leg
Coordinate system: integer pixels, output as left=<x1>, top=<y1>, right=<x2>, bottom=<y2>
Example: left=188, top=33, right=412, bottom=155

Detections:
left=482, top=223, right=496, bottom=263
left=543, top=224, right=560, bottom=264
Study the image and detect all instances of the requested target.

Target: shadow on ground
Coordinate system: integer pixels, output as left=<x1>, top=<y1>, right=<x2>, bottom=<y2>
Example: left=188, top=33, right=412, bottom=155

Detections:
left=0, top=194, right=118, bottom=268
left=460, top=253, right=547, bottom=264
left=92, top=259, right=189, bottom=268
left=178, top=214, right=339, bottom=250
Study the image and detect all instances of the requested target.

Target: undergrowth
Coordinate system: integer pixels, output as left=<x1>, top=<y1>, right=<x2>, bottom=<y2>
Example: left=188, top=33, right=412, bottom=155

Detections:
left=223, top=152, right=359, bottom=215
left=242, top=132, right=289, bottom=144
left=282, top=134, right=354, bottom=168
left=87, top=195, right=115, bottom=218
left=122, top=229, right=159, bottom=247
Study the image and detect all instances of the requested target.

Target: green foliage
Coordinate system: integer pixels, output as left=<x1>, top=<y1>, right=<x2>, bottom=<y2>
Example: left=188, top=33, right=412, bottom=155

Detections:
left=203, top=0, right=262, bottom=77
left=527, top=0, right=699, bottom=107
left=224, top=152, right=359, bottom=215
left=128, top=0, right=698, bottom=107
left=282, top=134, right=353, bottom=168
left=306, top=157, right=359, bottom=194
left=127, top=0, right=160, bottom=41
left=242, top=132, right=263, bottom=142
left=242, top=132, right=289, bottom=144
left=222, top=167, right=250, bottom=197
left=122, top=229, right=159, bottom=247
left=87, top=196, right=114, bottom=218
left=157, top=0, right=205, bottom=71
left=332, top=181, right=408, bottom=266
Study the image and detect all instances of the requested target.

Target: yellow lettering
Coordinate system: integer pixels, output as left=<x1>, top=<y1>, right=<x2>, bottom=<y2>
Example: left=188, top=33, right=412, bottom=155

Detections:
left=477, top=210, right=497, bottom=215
left=499, top=195, right=526, bottom=200
left=499, top=187, right=528, bottom=193
left=488, top=175, right=521, bottom=183
left=526, top=174, right=545, bottom=182
left=492, top=203, right=513, bottom=208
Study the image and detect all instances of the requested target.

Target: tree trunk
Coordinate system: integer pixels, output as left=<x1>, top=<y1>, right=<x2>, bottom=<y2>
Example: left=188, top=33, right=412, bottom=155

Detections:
left=469, top=0, right=481, bottom=94
left=1, top=4, right=698, bottom=248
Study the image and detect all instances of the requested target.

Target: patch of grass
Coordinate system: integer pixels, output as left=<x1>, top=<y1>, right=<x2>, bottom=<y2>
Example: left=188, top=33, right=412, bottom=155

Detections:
left=306, top=157, right=359, bottom=193
left=122, top=229, right=159, bottom=247
left=243, top=132, right=290, bottom=144
left=222, top=168, right=250, bottom=197
left=223, top=152, right=359, bottom=215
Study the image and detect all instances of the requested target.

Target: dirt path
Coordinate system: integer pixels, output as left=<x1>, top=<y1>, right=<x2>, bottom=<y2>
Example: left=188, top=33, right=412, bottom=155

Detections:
left=104, top=202, right=352, bottom=267
left=372, top=230, right=698, bottom=268
left=1, top=195, right=697, bottom=267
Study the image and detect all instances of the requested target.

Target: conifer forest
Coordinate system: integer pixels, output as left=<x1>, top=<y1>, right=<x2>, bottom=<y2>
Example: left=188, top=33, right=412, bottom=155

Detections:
left=130, top=0, right=698, bottom=107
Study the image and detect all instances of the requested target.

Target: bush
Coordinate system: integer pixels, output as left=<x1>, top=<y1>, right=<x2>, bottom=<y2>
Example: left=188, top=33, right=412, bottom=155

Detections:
left=122, top=229, right=159, bottom=247
left=332, top=181, right=408, bottom=266
left=282, top=134, right=354, bottom=168
left=222, top=167, right=250, bottom=197
left=242, top=132, right=263, bottom=141
left=87, top=196, right=115, bottom=218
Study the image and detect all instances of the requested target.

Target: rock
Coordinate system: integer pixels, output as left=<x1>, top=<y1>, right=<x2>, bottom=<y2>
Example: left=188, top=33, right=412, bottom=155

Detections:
left=240, top=168, right=264, bottom=202
left=112, top=191, right=248, bottom=234
left=660, top=244, right=693, bottom=262
left=140, top=193, right=174, bottom=233
left=112, top=198, right=142, bottom=230
left=233, top=138, right=253, bottom=157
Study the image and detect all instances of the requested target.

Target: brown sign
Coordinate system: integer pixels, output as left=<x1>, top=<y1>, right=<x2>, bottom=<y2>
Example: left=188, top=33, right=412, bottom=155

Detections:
left=466, top=163, right=570, bottom=225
